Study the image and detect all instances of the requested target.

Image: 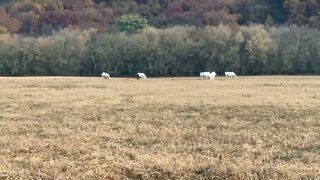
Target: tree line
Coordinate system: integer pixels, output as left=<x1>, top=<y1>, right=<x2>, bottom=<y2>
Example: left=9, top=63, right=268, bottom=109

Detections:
left=0, top=0, right=320, bottom=34
left=1, top=25, right=320, bottom=76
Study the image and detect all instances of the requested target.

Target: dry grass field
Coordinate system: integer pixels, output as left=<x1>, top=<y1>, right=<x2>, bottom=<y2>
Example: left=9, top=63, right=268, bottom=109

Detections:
left=0, top=76, right=319, bottom=179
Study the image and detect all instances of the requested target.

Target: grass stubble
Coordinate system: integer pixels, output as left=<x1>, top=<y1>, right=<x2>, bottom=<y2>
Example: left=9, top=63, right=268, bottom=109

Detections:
left=0, top=76, right=319, bottom=179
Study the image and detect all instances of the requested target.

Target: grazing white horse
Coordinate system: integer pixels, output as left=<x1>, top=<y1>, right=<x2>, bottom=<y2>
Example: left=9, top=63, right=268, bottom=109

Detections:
left=225, top=72, right=237, bottom=78
left=101, top=72, right=110, bottom=79
left=210, top=72, right=217, bottom=79
left=200, top=72, right=210, bottom=80
left=137, top=73, right=147, bottom=79
left=200, top=72, right=217, bottom=80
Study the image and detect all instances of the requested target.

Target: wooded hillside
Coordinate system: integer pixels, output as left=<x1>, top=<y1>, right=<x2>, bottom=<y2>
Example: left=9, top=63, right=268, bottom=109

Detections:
left=0, top=0, right=320, bottom=76
left=1, top=0, right=319, bottom=34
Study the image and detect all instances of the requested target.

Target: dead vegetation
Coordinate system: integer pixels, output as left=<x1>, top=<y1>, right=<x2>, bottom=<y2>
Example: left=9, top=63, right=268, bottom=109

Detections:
left=0, top=76, right=319, bottom=179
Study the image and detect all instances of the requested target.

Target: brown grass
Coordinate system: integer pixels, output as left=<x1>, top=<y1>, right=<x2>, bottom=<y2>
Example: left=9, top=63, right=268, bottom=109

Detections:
left=0, top=76, right=319, bottom=179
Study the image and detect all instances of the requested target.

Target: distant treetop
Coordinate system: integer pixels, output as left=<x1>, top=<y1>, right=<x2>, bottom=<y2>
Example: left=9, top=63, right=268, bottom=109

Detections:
left=0, top=0, right=320, bottom=34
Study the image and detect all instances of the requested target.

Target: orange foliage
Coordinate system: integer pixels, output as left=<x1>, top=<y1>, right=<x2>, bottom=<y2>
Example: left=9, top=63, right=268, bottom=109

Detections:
left=0, top=7, right=22, bottom=33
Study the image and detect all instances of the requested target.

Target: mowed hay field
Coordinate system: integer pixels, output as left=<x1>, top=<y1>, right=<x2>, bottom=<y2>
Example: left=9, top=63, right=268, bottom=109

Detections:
left=0, top=76, right=320, bottom=179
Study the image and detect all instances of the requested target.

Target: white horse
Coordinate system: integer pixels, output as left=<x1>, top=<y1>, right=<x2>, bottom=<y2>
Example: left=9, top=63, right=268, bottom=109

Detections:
left=101, top=72, right=110, bottom=79
left=200, top=72, right=217, bottom=80
left=200, top=72, right=210, bottom=80
left=209, top=72, right=217, bottom=79
left=137, top=73, right=147, bottom=79
left=225, top=72, right=237, bottom=78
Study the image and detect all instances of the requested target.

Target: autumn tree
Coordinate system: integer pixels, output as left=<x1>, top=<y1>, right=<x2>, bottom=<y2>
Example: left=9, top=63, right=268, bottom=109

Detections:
left=0, top=26, right=7, bottom=34
left=77, top=8, right=106, bottom=31
left=0, top=7, right=22, bottom=33
left=202, top=8, right=238, bottom=29
left=163, top=0, right=237, bottom=26
left=115, top=14, right=148, bottom=33
left=37, top=10, right=79, bottom=33
left=284, top=0, right=320, bottom=27
left=239, top=25, right=272, bottom=74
